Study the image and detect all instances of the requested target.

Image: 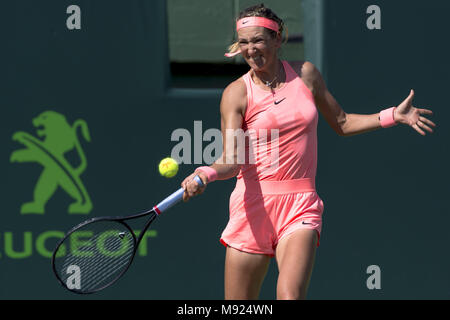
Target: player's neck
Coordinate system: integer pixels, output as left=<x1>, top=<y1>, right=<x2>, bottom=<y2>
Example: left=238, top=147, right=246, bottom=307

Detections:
left=253, top=59, right=284, bottom=88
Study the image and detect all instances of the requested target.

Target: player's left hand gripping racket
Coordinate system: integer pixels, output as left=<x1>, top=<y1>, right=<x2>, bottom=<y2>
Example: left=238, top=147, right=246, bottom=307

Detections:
left=51, top=176, right=204, bottom=294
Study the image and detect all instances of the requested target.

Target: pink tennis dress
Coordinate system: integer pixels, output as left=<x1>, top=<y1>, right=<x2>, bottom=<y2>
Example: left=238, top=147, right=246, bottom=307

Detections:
left=220, top=61, right=325, bottom=256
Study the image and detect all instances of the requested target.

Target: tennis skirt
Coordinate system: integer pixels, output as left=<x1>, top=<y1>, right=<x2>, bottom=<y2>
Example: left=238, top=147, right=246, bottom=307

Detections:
left=220, top=178, right=324, bottom=257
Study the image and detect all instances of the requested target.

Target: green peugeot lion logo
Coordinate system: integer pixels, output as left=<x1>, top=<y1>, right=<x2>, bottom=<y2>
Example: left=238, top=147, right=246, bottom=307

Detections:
left=10, top=111, right=93, bottom=214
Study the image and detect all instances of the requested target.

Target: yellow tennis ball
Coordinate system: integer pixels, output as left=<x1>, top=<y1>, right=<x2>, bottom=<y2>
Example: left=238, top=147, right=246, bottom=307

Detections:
left=158, top=157, right=179, bottom=178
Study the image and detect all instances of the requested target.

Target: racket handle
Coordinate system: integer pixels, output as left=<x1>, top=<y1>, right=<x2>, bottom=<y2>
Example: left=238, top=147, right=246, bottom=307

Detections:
left=154, top=175, right=204, bottom=214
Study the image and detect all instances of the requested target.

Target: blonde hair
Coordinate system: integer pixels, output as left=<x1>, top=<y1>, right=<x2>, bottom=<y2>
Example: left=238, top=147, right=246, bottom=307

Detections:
left=227, top=3, right=288, bottom=56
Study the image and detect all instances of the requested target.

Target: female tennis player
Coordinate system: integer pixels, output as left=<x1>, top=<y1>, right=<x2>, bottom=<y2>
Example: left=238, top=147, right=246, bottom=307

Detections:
left=181, top=4, right=435, bottom=300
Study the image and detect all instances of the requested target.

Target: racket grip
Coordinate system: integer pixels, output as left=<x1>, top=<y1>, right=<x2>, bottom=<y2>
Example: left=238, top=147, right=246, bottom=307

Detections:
left=154, top=175, right=204, bottom=214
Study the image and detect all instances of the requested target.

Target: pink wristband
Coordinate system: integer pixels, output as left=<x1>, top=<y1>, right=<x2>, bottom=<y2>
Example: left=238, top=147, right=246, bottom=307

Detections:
left=379, top=107, right=398, bottom=128
left=195, top=166, right=218, bottom=183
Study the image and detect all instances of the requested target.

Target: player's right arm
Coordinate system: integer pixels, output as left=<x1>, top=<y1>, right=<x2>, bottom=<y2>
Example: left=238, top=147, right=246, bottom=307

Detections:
left=182, top=78, right=247, bottom=200
left=211, top=78, right=247, bottom=180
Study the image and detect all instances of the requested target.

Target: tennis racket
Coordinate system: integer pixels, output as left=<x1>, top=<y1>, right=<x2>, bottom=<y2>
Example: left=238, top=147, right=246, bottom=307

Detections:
left=51, top=175, right=203, bottom=294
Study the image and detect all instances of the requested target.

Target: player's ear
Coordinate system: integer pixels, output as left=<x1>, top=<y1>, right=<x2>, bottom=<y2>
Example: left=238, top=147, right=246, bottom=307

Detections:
left=274, top=32, right=282, bottom=49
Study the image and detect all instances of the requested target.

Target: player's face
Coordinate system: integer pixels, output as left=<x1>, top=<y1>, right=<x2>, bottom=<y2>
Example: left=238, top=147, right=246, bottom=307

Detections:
left=237, top=27, right=281, bottom=72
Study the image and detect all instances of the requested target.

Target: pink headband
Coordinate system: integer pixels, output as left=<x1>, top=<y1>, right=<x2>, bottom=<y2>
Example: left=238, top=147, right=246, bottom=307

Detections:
left=225, top=17, right=279, bottom=58
left=236, top=17, right=279, bottom=32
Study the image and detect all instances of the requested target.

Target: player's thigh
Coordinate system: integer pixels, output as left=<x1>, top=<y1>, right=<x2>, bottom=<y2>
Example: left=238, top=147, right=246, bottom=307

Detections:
left=224, top=246, right=271, bottom=300
left=275, top=229, right=318, bottom=300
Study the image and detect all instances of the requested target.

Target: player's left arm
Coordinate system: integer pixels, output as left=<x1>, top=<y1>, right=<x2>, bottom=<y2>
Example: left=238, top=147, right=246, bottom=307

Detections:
left=298, top=61, right=436, bottom=137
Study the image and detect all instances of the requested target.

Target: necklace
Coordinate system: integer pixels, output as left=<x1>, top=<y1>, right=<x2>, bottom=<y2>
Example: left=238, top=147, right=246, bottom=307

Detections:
left=264, top=76, right=278, bottom=87
left=258, top=62, right=282, bottom=88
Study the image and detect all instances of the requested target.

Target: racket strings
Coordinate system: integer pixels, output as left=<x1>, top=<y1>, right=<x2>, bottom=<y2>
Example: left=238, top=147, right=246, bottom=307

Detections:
left=63, top=248, right=134, bottom=292
left=54, top=221, right=135, bottom=293
left=60, top=234, right=133, bottom=292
